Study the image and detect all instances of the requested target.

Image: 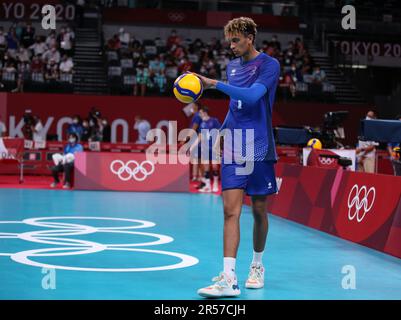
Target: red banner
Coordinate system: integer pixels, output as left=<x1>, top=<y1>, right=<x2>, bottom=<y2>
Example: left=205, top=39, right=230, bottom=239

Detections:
left=102, top=8, right=299, bottom=32
left=1, top=93, right=370, bottom=145
left=74, top=152, right=189, bottom=192
left=245, top=163, right=401, bottom=259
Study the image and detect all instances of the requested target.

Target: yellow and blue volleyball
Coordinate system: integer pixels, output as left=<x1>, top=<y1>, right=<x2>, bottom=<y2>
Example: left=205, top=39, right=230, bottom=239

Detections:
left=173, top=73, right=203, bottom=104
left=307, top=138, right=322, bottom=150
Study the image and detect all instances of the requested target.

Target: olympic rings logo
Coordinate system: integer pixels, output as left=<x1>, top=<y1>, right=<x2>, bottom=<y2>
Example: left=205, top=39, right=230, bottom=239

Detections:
left=110, top=160, right=155, bottom=182
left=319, top=157, right=335, bottom=165
left=0, top=216, right=199, bottom=272
left=167, top=12, right=185, bottom=22
left=347, top=184, right=376, bottom=223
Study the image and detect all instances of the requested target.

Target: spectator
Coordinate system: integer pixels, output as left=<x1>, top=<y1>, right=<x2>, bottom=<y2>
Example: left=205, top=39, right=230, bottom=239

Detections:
left=60, top=26, right=75, bottom=57
left=45, top=30, right=57, bottom=49
left=81, top=119, right=90, bottom=142
left=21, top=110, right=34, bottom=140
left=16, top=45, right=30, bottom=63
left=20, top=22, right=35, bottom=48
left=149, top=54, right=166, bottom=76
left=270, top=35, right=281, bottom=51
left=167, top=29, right=181, bottom=49
left=6, top=28, right=19, bottom=58
left=42, top=45, right=61, bottom=64
left=134, top=115, right=151, bottom=144
left=178, top=56, right=193, bottom=73
left=50, top=132, right=83, bottom=189
left=311, top=65, right=327, bottom=84
left=107, top=34, right=121, bottom=51
left=118, top=28, right=130, bottom=49
left=30, top=55, right=44, bottom=74
left=67, top=115, right=84, bottom=140
left=134, top=61, right=150, bottom=96
left=29, top=36, right=47, bottom=57
left=356, top=111, right=379, bottom=173
left=59, top=55, right=74, bottom=74
left=44, top=59, right=59, bottom=81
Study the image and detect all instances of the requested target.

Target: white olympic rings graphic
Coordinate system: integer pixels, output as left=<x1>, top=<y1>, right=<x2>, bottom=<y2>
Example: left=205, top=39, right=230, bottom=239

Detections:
left=110, top=160, right=155, bottom=182
left=347, top=184, right=376, bottom=223
left=0, top=216, right=199, bottom=272
left=319, top=157, right=335, bottom=165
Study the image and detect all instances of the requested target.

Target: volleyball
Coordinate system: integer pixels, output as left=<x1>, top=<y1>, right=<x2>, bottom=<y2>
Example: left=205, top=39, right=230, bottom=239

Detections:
left=307, top=138, right=322, bottom=150
left=393, top=146, right=401, bottom=159
left=173, top=73, right=203, bottom=104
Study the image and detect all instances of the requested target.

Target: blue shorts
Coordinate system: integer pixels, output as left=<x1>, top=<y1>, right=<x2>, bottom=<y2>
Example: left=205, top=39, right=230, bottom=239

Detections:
left=221, top=161, right=277, bottom=196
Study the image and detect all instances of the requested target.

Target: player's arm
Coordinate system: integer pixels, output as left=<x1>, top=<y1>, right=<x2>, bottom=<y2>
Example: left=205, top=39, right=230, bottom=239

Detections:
left=194, top=59, right=279, bottom=104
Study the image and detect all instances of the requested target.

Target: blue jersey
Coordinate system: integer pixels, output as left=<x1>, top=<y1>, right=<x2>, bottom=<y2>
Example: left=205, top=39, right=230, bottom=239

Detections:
left=190, top=112, right=202, bottom=133
left=199, top=117, right=221, bottom=146
left=221, top=52, right=280, bottom=162
left=64, top=143, right=83, bottom=155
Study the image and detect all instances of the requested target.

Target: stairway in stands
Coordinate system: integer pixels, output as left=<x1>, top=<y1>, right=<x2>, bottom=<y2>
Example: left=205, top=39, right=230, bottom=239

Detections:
left=73, top=8, right=108, bottom=95
left=305, top=39, right=366, bottom=105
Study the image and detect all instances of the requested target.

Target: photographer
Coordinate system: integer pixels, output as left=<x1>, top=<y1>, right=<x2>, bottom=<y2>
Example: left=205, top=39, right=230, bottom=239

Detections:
left=22, top=110, right=34, bottom=140
left=356, top=111, right=379, bottom=173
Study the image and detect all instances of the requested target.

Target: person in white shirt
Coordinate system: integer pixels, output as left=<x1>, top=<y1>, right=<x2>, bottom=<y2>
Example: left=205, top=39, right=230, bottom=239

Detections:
left=32, top=116, right=46, bottom=143
left=29, top=36, right=48, bottom=57
left=42, top=46, right=61, bottom=64
left=356, top=111, right=379, bottom=173
left=134, top=115, right=151, bottom=144
left=119, top=28, right=130, bottom=48
left=59, top=55, right=74, bottom=74
left=46, top=31, right=57, bottom=49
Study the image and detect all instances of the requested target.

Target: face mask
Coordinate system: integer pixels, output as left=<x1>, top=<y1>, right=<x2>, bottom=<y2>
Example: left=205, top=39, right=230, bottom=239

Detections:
left=73, top=119, right=79, bottom=124
left=69, top=138, right=76, bottom=144
left=366, top=116, right=373, bottom=120
left=102, top=121, right=107, bottom=126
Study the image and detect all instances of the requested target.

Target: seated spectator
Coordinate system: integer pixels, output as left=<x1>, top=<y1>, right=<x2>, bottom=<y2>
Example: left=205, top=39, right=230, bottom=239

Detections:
left=30, top=55, right=44, bottom=74
left=178, top=56, right=193, bottom=74
left=42, top=45, right=61, bottom=64
left=45, top=30, right=57, bottom=49
left=311, top=65, right=327, bottom=84
left=107, top=34, right=121, bottom=51
left=149, top=54, right=166, bottom=76
left=134, top=62, right=150, bottom=96
left=0, top=115, right=7, bottom=137
left=50, top=132, right=83, bottom=189
left=29, top=36, right=47, bottom=57
left=16, top=45, right=30, bottom=63
left=44, top=59, right=59, bottom=81
left=59, top=55, right=74, bottom=74
left=134, top=115, right=151, bottom=144
left=167, top=29, right=181, bottom=49
left=67, top=115, right=84, bottom=140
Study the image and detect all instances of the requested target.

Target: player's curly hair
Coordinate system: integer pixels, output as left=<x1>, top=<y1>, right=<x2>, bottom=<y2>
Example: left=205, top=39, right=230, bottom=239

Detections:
left=224, top=17, right=257, bottom=43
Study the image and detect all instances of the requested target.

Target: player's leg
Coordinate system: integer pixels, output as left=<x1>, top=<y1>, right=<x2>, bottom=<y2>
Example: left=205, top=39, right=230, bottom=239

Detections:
left=197, top=188, right=243, bottom=298
left=211, top=162, right=220, bottom=192
left=199, top=162, right=211, bottom=192
left=245, top=161, right=277, bottom=289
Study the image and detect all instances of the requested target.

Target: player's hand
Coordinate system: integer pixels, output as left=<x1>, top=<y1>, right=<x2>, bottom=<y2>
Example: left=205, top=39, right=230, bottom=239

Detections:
left=191, top=72, right=217, bottom=90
